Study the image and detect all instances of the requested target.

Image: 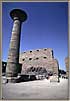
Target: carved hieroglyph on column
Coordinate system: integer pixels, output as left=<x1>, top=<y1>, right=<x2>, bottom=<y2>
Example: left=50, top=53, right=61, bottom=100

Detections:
left=6, top=9, right=27, bottom=81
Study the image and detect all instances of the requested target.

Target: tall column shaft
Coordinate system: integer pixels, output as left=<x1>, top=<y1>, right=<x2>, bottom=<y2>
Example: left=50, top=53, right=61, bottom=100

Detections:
left=6, top=9, right=27, bottom=82
left=6, top=18, right=21, bottom=77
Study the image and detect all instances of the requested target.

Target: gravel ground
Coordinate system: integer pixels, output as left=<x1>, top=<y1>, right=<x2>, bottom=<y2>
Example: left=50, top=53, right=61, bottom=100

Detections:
left=2, top=78, right=68, bottom=100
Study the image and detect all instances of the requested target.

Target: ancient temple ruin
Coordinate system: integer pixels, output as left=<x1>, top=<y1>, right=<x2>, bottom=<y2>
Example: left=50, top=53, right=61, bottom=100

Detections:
left=19, top=48, right=59, bottom=77
left=6, top=9, right=59, bottom=82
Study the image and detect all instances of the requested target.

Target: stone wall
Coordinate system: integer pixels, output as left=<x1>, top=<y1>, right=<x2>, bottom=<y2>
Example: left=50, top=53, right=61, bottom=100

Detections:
left=65, top=57, right=69, bottom=77
left=19, top=48, right=59, bottom=75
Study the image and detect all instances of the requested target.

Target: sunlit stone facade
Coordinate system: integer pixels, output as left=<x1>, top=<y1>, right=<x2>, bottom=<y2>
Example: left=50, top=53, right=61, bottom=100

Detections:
left=19, top=48, right=59, bottom=75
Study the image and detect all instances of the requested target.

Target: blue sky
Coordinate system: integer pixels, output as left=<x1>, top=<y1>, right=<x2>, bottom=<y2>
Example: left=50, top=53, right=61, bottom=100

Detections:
left=2, top=2, right=68, bottom=70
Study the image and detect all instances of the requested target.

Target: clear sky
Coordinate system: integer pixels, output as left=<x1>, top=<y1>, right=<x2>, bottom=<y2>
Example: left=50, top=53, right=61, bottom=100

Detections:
left=2, top=2, right=68, bottom=70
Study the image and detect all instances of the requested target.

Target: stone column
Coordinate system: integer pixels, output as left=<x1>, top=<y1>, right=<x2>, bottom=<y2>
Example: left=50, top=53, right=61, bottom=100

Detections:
left=6, top=9, right=27, bottom=82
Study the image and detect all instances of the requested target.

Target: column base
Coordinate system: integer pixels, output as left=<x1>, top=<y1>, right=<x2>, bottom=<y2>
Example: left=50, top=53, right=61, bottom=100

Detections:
left=6, top=72, right=18, bottom=83
left=6, top=77, right=17, bottom=83
left=8, top=78, right=16, bottom=83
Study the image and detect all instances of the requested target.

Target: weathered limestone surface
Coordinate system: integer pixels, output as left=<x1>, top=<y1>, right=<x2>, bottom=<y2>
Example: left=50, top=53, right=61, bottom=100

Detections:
left=6, top=19, right=21, bottom=77
left=19, top=48, right=59, bottom=76
left=6, top=9, right=27, bottom=82
left=65, top=57, right=69, bottom=77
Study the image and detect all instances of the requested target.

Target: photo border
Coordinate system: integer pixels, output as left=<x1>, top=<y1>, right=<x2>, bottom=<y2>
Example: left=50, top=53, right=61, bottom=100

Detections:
left=0, top=0, right=69, bottom=101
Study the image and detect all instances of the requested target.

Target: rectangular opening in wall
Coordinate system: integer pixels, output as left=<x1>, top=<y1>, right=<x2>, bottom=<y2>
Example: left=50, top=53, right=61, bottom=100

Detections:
left=36, top=50, right=39, bottom=51
left=30, top=51, right=32, bottom=53
left=23, top=59, right=25, bottom=61
left=29, top=58, right=32, bottom=60
left=36, top=58, right=39, bottom=60
left=44, top=49, right=47, bottom=51
left=43, top=57, right=47, bottom=59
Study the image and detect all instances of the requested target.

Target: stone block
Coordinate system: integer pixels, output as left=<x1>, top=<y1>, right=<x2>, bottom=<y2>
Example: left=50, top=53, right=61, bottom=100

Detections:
left=50, top=75, right=60, bottom=82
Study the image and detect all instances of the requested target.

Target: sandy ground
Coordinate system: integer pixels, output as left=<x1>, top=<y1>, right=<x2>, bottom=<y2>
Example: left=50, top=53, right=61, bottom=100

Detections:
left=2, top=78, right=68, bottom=100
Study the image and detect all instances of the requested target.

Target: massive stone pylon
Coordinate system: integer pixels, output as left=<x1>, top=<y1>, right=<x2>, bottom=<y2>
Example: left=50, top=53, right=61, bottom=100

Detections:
left=6, top=9, right=27, bottom=82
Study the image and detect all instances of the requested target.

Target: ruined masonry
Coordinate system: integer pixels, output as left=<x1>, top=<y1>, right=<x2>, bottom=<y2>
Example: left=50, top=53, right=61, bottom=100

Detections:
left=19, top=48, right=59, bottom=77
left=65, top=57, right=69, bottom=77
left=6, top=9, right=59, bottom=82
